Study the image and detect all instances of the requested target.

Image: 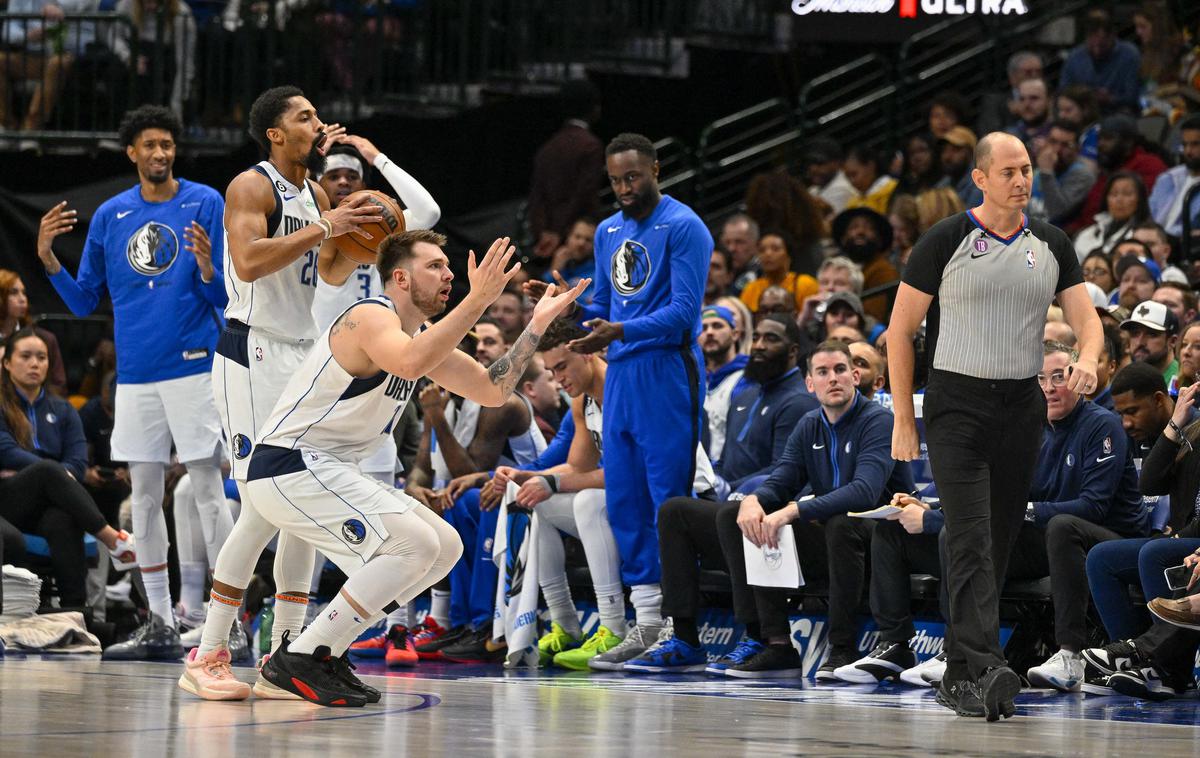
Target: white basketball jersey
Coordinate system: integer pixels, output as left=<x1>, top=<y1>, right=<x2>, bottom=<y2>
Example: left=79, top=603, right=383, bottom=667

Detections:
left=501, top=394, right=547, bottom=467
left=257, top=296, right=416, bottom=463
left=584, top=393, right=714, bottom=491
left=312, top=263, right=383, bottom=331
left=223, top=160, right=321, bottom=340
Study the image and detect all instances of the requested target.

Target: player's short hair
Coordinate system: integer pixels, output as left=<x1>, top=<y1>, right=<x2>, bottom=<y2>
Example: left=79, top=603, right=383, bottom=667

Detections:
left=758, top=313, right=805, bottom=349
left=377, top=229, right=448, bottom=282
left=248, top=85, right=305, bottom=153
left=539, top=318, right=588, bottom=352
left=1181, top=115, right=1200, bottom=134
left=807, top=339, right=852, bottom=373
left=1043, top=339, right=1079, bottom=362
left=606, top=132, right=656, bottom=162
left=1158, top=281, right=1198, bottom=313
left=818, top=256, right=865, bottom=294
left=1109, top=361, right=1167, bottom=399
left=118, top=105, right=181, bottom=147
left=711, top=243, right=733, bottom=271
left=1048, top=119, right=1081, bottom=138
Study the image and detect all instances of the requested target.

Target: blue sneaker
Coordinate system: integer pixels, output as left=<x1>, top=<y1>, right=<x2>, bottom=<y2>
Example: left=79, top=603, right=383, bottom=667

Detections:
left=705, top=638, right=764, bottom=676
left=623, top=636, right=707, bottom=673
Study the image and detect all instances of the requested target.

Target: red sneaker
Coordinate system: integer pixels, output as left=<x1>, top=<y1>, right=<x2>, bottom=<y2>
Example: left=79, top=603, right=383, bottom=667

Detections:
left=385, top=625, right=418, bottom=667
left=348, top=629, right=389, bottom=659
left=411, top=616, right=449, bottom=660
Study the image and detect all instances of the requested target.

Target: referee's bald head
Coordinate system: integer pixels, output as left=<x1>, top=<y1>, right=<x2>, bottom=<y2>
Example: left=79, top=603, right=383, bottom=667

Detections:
left=975, top=132, right=1027, bottom=174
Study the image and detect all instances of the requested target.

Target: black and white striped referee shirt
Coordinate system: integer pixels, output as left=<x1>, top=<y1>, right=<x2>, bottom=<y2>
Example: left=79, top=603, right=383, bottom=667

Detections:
left=903, top=210, right=1083, bottom=381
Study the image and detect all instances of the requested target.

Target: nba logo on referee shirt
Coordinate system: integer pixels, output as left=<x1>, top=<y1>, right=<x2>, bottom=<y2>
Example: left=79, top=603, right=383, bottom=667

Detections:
left=1026, top=249, right=1036, bottom=269
left=341, top=519, right=366, bottom=545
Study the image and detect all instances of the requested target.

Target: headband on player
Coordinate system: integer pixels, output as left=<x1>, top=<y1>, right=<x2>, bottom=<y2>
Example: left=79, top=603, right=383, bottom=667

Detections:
left=321, top=153, right=364, bottom=178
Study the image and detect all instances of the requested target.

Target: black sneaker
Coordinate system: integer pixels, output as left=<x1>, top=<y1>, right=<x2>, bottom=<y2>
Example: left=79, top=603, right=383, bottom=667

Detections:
left=1080, top=661, right=1114, bottom=696
left=833, top=641, right=916, bottom=684
left=102, top=614, right=184, bottom=661
left=440, top=627, right=507, bottom=664
left=978, top=665, right=1021, bottom=722
left=259, top=631, right=367, bottom=707
left=1080, top=639, right=1139, bottom=676
left=415, top=624, right=471, bottom=659
left=1109, top=665, right=1180, bottom=701
left=814, top=647, right=858, bottom=682
left=725, top=643, right=804, bottom=679
left=935, top=678, right=984, bottom=717
left=333, top=653, right=381, bottom=703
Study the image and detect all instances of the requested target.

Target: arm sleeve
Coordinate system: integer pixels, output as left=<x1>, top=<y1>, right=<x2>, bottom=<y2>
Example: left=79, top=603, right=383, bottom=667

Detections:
left=1045, top=224, right=1085, bottom=292
left=57, top=405, right=89, bottom=481
left=799, top=413, right=897, bottom=522
left=729, top=397, right=813, bottom=491
left=1032, top=416, right=1127, bottom=524
left=375, top=154, right=441, bottom=230
left=197, top=192, right=228, bottom=309
left=1139, top=432, right=1182, bottom=496
left=0, top=418, right=43, bottom=471
left=47, top=217, right=108, bottom=316
left=520, top=411, right=574, bottom=471
left=900, top=221, right=956, bottom=296
left=752, top=422, right=810, bottom=510
left=620, top=217, right=712, bottom=343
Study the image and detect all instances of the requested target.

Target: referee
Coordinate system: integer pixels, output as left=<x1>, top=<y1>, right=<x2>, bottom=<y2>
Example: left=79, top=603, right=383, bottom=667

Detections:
left=888, top=133, right=1101, bottom=721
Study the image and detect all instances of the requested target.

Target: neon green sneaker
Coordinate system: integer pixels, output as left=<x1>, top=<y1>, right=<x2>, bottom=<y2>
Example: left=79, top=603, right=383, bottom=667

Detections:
left=552, top=626, right=623, bottom=671
left=538, top=622, right=582, bottom=667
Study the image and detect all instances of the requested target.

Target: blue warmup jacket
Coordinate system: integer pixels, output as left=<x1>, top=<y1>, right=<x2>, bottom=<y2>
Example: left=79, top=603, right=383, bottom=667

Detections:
left=718, top=367, right=818, bottom=490
left=754, top=392, right=914, bottom=521
left=0, top=390, right=88, bottom=480
left=1029, top=399, right=1149, bottom=537
left=48, top=179, right=227, bottom=384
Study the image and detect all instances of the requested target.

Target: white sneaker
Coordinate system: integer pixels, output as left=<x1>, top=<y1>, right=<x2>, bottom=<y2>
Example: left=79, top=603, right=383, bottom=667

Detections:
left=588, top=623, right=663, bottom=671
left=178, top=604, right=207, bottom=632
left=180, top=624, right=205, bottom=648
left=1027, top=649, right=1085, bottom=692
left=899, top=651, right=946, bottom=687
left=110, top=531, right=137, bottom=572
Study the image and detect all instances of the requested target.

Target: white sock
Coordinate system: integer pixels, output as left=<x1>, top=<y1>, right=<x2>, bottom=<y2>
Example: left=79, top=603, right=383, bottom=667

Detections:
left=198, top=589, right=241, bottom=655
left=271, top=592, right=310, bottom=652
left=386, top=602, right=412, bottom=629
left=290, top=593, right=368, bottom=656
left=540, top=575, right=583, bottom=639
left=629, top=583, right=663, bottom=627
left=142, top=568, right=174, bottom=625
left=338, top=611, right=385, bottom=655
left=595, top=581, right=627, bottom=634
left=431, top=588, right=451, bottom=625
left=179, top=561, right=206, bottom=616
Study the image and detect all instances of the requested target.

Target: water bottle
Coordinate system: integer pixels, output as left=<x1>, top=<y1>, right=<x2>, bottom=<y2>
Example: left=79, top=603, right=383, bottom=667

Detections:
left=259, top=598, right=275, bottom=657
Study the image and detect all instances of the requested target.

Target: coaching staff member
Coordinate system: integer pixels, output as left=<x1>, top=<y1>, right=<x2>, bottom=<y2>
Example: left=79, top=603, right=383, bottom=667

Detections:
left=888, top=132, right=1102, bottom=721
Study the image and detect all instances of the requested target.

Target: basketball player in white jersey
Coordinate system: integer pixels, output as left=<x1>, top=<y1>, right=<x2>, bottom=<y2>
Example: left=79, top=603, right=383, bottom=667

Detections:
left=488, top=318, right=627, bottom=670
left=194, top=86, right=380, bottom=697
left=181, top=229, right=588, bottom=704
left=310, top=135, right=441, bottom=662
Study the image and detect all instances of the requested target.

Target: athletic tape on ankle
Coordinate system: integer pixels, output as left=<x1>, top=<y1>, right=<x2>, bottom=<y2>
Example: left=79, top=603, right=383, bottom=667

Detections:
left=275, top=592, right=309, bottom=605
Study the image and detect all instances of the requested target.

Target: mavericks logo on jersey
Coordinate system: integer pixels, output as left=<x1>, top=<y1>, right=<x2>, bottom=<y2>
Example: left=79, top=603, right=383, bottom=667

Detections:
left=611, top=239, right=652, bottom=296
left=126, top=221, right=180, bottom=276
left=341, top=519, right=367, bottom=545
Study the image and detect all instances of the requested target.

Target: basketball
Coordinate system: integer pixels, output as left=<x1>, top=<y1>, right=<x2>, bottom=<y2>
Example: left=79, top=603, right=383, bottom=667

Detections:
left=332, top=190, right=406, bottom=264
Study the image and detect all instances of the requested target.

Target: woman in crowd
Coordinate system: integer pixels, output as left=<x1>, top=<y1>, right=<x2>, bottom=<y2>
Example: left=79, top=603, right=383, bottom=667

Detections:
left=894, top=133, right=946, bottom=196
left=0, top=269, right=66, bottom=395
left=887, top=194, right=919, bottom=272
left=1133, top=1, right=1186, bottom=114
left=737, top=229, right=818, bottom=315
left=743, top=171, right=829, bottom=275
left=1081, top=251, right=1117, bottom=301
left=1055, top=85, right=1101, bottom=166
left=0, top=328, right=135, bottom=608
left=1074, top=172, right=1151, bottom=259
left=926, top=91, right=970, bottom=140
left=1176, top=321, right=1200, bottom=391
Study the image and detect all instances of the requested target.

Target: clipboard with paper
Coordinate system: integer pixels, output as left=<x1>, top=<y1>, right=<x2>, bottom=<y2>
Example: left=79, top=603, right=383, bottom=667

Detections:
left=743, top=495, right=810, bottom=589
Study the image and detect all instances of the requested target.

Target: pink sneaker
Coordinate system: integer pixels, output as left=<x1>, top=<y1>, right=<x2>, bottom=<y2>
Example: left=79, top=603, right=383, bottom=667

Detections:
left=177, top=646, right=251, bottom=701
left=110, top=530, right=137, bottom=572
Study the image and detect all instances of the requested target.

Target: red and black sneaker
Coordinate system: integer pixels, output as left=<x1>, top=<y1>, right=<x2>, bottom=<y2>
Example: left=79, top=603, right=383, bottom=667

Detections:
left=414, top=620, right=469, bottom=660
left=347, top=629, right=390, bottom=659
left=259, top=631, right=367, bottom=708
left=333, top=653, right=381, bottom=703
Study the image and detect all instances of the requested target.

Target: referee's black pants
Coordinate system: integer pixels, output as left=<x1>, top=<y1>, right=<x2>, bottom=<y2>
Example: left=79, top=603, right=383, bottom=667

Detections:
left=923, top=369, right=1045, bottom=683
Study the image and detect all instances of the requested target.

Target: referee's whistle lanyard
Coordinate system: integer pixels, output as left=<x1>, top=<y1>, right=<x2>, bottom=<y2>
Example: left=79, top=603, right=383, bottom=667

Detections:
left=735, top=367, right=801, bottom=444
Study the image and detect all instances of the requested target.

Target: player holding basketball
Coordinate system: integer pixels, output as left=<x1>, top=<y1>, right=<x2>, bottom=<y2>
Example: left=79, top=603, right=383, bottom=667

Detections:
left=310, top=136, right=441, bottom=662
left=35, top=105, right=223, bottom=661
left=526, top=132, right=712, bottom=668
left=178, top=86, right=380, bottom=700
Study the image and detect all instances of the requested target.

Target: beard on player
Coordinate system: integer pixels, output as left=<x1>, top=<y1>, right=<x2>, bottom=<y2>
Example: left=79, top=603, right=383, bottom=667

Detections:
left=410, top=279, right=450, bottom=319
left=305, top=132, right=328, bottom=175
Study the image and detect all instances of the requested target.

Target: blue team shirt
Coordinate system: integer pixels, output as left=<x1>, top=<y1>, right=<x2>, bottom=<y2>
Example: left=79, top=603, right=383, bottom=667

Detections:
left=583, top=195, right=712, bottom=362
left=48, top=179, right=227, bottom=384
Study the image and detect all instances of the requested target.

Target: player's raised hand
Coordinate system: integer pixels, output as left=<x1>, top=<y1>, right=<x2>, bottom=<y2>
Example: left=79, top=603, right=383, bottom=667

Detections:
left=317, top=123, right=346, bottom=155
left=522, top=269, right=572, bottom=305
left=183, top=221, right=215, bottom=282
left=568, top=316, right=621, bottom=355
left=465, top=236, right=519, bottom=306
left=530, top=278, right=591, bottom=330
left=322, top=191, right=382, bottom=238
left=338, top=134, right=380, bottom=164
left=37, top=201, right=75, bottom=271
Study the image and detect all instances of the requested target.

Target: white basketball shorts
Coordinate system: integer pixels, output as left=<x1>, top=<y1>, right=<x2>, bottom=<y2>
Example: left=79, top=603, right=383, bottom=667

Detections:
left=110, top=372, right=223, bottom=464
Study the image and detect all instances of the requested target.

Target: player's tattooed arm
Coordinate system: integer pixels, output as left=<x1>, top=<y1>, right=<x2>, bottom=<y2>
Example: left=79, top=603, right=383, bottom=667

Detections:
left=486, top=326, right=542, bottom=398
left=329, top=313, right=358, bottom=337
